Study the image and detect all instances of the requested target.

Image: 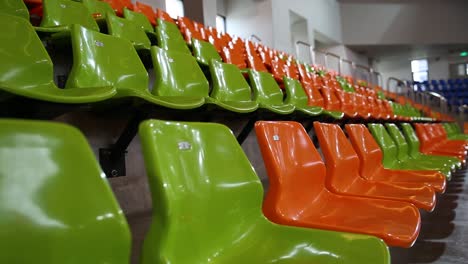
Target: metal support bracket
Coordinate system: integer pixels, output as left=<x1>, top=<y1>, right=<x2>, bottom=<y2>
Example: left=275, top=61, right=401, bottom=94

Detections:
left=99, top=112, right=147, bottom=178
left=237, top=117, right=257, bottom=145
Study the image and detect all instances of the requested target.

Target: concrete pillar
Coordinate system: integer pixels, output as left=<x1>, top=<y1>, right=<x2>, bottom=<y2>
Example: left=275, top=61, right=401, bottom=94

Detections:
left=184, top=0, right=217, bottom=27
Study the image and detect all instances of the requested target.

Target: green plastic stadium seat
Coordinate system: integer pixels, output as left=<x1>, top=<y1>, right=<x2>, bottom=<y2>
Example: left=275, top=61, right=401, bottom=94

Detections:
left=400, top=123, right=462, bottom=169
left=368, top=124, right=451, bottom=179
left=191, top=38, right=222, bottom=66
left=284, top=76, right=323, bottom=116
left=138, top=119, right=390, bottom=264
left=38, top=0, right=99, bottom=33
left=0, top=14, right=116, bottom=103
left=155, top=19, right=191, bottom=54
left=123, top=7, right=154, bottom=32
left=206, top=60, right=258, bottom=113
left=386, top=123, right=454, bottom=173
left=66, top=25, right=207, bottom=109
left=248, top=70, right=295, bottom=115
left=0, top=0, right=29, bottom=20
left=443, top=122, right=468, bottom=140
left=106, top=12, right=151, bottom=50
left=0, top=119, right=130, bottom=263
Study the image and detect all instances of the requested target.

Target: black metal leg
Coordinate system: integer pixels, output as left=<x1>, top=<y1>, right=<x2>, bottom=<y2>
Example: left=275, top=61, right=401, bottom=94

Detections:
left=237, top=117, right=257, bottom=145
left=99, top=111, right=147, bottom=177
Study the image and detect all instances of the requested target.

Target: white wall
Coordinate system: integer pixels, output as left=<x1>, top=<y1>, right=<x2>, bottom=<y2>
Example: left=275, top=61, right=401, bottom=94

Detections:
left=341, top=1, right=468, bottom=45
left=225, top=0, right=274, bottom=47
left=271, top=0, right=343, bottom=53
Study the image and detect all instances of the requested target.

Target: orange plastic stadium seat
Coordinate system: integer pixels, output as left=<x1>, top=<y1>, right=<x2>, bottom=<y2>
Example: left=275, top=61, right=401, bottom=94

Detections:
left=314, top=122, right=436, bottom=212
left=346, top=124, right=446, bottom=193
left=320, top=87, right=342, bottom=112
left=221, top=46, right=247, bottom=70
left=334, top=89, right=358, bottom=118
left=120, top=0, right=133, bottom=10
left=245, top=41, right=268, bottom=72
left=354, top=93, right=372, bottom=118
left=134, top=1, right=156, bottom=26
left=255, top=121, right=421, bottom=248
left=257, top=44, right=273, bottom=70
left=414, top=124, right=467, bottom=161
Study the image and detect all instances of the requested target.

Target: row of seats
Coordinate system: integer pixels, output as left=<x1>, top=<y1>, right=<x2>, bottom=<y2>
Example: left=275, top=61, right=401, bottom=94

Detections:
left=1, top=118, right=466, bottom=263
left=413, top=80, right=468, bottom=107
left=0, top=0, right=442, bottom=122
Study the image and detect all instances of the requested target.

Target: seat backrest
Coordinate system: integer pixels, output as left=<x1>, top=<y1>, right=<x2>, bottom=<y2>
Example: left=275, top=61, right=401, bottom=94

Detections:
left=0, top=119, right=130, bottom=263
left=255, top=121, right=327, bottom=219
left=248, top=70, right=286, bottom=106
left=82, top=0, right=115, bottom=20
left=134, top=1, right=156, bottom=26
left=139, top=120, right=264, bottom=263
left=314, top=122, right=361, bottom=191
left=367, top=123, right=399, bottom=167
left=346, top=124, right=385, bottom=177
left=320, top=87, right=342, bottom=111
left=191, top=38, right=222, bottom=66
left=106, top=12, right=151, bottom=50
left=385, top=123, right=410, bottom=160
left=0, top=0, right=29, bottom=20
left=151, top=46, right=209, bottom=97
left=66, top=25, right=149, bottom=91
left=123, top=7, right=153, bottom=32
left=413, top=124, right=431, bottom=151
left=0, top=13, right=55, bottom=91
left=40, top=0, right=99, bottom=31
left=209, top=60, right=253, bottom=102
left=156, top=19, right=191, bottom=54
left=245, top=41, right=268, bottom=72
left=400, top=123, right=422, bottom=156
left=283, top=76, right=310, bottom=108
left=221, top=46, right=247, bottom=70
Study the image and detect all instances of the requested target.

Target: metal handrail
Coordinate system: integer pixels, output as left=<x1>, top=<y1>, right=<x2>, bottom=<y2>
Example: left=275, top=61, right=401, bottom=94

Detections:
left=314, top=49, right=327, bottom=67
left=386, top=77, right=405, bottom=93
left=249, top=34, right=262, bottom=42
left=295, top=41, right=314, bottom=65
left=325, top=52, right=341, bottom=74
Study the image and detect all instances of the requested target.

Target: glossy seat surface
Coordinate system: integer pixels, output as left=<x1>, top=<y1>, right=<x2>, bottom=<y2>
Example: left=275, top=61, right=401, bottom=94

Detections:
left=139, top=119, right=390, bottom=264
left=156, top=19, right=191, bottom=54
left=255, top=121, right=421, bottom=248
left=207, top=60, right=258, bottom=113
left=385, top=123, right=452, bottom=177
left=444, top=122, right=468, bottom=140
left=0, top=15, right=115, bottom=103
left=414, top=124, right=466, bottom=161
left=39, top=0, right=99, bottom=32
left=0, top=119, right=130, bottom=263
left=0, top=0, right=29, bottom=20
left=191, top=38, right=222, bottom=66
left=346, top=124, right=446, bottom=193
left=123, top=7, right=153, bottom=32
left=314, top=122, right=436, bottom=211
left=248, top=70, right=295, bottom=114
left=67, top=25, right=206, bottom=109
left=400, top=123, right=462, bottom=168
left=283, top=77, right=323, bottom=116
left=106, top=13, right=151, bottom=50
left=368, top=123, right=451, bottom=177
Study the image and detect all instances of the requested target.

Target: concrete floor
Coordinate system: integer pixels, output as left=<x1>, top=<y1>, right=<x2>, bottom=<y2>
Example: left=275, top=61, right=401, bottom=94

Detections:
left=127, top=167, right=468, bottom=264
